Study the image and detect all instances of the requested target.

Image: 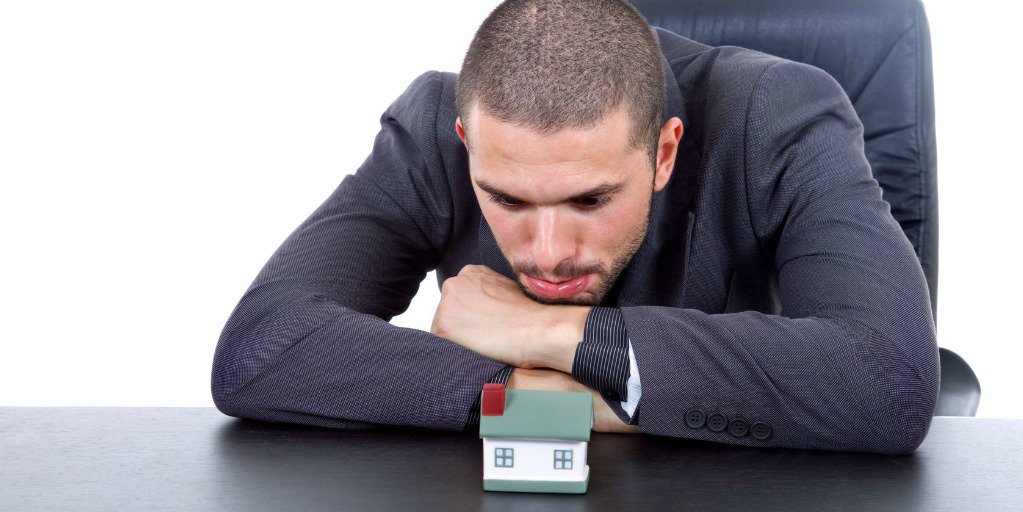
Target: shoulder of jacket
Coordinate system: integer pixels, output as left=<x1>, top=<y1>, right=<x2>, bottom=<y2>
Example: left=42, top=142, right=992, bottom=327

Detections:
left=690, top=45, right=838, bottom=108
left=382, top=71, right=446, bottom=138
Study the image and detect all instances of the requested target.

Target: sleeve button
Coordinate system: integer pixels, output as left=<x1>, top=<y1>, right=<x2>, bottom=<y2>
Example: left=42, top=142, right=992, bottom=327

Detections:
left=684, top=409, right=706, bottom=429
left=728, top=418, right=749, bottom=437
left=750, top=422, right=772, bottom=440
left=706, top=413, right=728, bottom=432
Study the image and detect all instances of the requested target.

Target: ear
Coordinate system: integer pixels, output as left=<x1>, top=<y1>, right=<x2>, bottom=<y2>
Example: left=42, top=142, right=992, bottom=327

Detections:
left=653, top=117, right=684, bottom=192
left=455, top=116, right=468, bottom=147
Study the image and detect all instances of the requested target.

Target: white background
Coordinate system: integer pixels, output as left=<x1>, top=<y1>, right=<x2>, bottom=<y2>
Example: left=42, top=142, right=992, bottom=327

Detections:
left=1, top=1, right=1020, bottom=418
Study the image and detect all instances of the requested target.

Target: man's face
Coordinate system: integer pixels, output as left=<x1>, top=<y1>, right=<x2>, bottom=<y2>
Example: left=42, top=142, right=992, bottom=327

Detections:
left=456, top=103, right=683, bottom=306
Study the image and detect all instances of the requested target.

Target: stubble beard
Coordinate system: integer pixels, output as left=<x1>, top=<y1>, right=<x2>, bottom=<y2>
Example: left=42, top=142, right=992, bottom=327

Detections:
left=503, top=196, right=653, bottom=307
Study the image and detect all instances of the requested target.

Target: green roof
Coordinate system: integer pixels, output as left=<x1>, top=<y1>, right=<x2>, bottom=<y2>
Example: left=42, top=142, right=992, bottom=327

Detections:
left=478, top=389, right=593, bottom=442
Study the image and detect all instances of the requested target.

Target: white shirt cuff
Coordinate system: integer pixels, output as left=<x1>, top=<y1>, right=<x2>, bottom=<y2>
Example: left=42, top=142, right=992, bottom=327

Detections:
left=619, top=338, right=642, bottom=418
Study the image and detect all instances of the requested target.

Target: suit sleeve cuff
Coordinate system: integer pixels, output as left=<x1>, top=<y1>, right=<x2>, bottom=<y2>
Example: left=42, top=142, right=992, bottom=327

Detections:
left=571, top=306, right=630, bottom=402
left=463, top=364, right=515, bottom=432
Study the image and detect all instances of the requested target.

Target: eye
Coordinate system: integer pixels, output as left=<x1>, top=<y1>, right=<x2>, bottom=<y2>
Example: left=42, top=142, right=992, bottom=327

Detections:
left=489, top=194, right=521, bottom=209
left=572, top=195, right=611, bottom=209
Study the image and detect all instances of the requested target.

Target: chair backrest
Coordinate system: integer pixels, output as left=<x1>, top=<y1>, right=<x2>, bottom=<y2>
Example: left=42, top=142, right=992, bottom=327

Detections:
left=631, top=0, right=939, bottom=318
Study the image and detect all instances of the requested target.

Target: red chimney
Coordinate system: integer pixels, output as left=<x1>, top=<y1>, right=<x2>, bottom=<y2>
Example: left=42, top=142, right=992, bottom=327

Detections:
left=481, top=383, right=506, bottom=416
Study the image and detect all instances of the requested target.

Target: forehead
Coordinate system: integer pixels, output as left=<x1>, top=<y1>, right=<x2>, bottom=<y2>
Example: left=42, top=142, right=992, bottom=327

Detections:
left=466, top=103, right=641, bottom=180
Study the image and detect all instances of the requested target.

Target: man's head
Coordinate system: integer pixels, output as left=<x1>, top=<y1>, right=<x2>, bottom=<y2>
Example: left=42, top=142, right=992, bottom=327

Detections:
left=454, top=0, right=684, bottom=306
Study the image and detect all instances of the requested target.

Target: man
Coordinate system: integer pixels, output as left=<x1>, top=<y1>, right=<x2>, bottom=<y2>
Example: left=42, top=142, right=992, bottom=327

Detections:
left=211, top=0, right=939, bottom=454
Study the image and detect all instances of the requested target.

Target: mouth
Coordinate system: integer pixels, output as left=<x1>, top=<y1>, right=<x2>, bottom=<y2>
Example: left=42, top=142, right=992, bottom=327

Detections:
left=523, top=273, right=592, bottom=300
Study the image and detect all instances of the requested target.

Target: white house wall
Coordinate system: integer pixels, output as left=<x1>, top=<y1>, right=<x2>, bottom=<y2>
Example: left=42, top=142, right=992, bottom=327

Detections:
left=482, top=438, right=588, bottom=481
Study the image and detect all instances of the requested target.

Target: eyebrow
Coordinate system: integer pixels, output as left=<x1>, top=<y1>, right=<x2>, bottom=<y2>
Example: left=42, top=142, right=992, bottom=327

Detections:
left=474, top=178, right=625, bottom=204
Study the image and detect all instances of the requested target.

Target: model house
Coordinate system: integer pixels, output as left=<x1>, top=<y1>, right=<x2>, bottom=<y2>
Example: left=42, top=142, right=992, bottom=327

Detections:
left=478, top=382, right=593, bottom=494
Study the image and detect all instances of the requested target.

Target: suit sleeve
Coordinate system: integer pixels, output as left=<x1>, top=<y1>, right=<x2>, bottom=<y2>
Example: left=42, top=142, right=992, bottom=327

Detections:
left=621, top=61, right=940, bottom=454
left=210, top=71, right=510, bottom=432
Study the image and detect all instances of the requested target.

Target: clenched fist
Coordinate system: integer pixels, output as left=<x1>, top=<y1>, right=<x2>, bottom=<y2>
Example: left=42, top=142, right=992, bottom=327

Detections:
left=431, top=264, right=591, bottom=372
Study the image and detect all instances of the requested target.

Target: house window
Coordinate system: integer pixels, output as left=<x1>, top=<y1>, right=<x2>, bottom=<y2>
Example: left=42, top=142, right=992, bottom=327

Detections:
left=553, top=449, right=573, bottom=470
left=494, top=447, right=514, bottom=468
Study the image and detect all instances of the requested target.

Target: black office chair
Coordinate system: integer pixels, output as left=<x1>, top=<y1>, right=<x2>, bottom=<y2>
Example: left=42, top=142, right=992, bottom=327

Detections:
left=630, top=0, right=980, bottom=416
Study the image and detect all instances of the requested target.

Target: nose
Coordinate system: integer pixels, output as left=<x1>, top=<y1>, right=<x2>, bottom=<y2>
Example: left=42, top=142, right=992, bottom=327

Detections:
left=529, top=207, right=577, bottom=279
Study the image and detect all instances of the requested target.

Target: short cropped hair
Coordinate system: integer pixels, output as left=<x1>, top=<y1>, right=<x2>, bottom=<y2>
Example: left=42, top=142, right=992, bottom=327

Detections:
left=456, top=0, right=665, bottom=167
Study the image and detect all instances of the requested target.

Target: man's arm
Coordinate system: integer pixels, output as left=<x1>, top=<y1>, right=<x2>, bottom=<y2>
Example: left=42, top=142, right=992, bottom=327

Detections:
left=618, top=61, right=940, bottom=454
left=210, top=71, right=510, bottom=431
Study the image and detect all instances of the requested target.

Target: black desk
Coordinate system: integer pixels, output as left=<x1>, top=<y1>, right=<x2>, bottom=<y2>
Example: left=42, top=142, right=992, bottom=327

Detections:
left=1, top=408, right=1020, bottom=511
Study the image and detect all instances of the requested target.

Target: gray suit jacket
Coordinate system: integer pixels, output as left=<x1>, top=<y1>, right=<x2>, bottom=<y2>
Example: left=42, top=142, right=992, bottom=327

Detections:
left=211, top=27, right=939, bottom=454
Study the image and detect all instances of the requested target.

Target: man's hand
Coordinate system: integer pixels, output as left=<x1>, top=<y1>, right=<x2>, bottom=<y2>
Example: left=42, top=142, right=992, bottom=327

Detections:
left=431, top=264, right=589, bottom=372
left=509, top=367, right=639, bottom=434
